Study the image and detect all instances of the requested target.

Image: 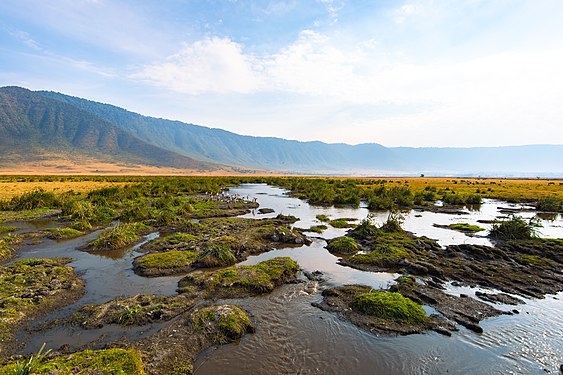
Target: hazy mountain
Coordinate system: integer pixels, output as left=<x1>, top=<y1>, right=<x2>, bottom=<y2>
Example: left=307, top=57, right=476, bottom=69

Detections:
left=1, top=86, right=561, bottom=176
left=0, top=86, right=220, bottom=171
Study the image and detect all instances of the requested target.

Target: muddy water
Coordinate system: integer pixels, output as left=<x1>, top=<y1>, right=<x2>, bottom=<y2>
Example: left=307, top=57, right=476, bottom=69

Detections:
left=17, top=230, right=182, bottom=353
left=193, top=184, right=563, bottom=375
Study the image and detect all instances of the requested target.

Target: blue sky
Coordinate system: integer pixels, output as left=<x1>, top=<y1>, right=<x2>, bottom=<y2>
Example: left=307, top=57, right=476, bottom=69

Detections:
left=1, top=0, right=562, bottom=147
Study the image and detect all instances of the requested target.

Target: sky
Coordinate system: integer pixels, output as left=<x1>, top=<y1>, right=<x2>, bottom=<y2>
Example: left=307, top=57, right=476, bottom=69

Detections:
left=1, top=0, right=562, bottom=147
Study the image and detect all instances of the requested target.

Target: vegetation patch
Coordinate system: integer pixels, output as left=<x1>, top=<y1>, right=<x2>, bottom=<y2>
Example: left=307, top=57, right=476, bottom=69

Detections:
left=87, top=222, right=149, bottom=250
left=433, top=223, right=484, bottom=233
left=44, top=227, right=84, bottom=240
left=536, top=197, right=562, bottom=212
left=329, top=218, right=358, bottom=228
left=0, top=348, right=145, bottom=375
left=351, top=290, right=428, bottom=325
left=133, top=250, right=199, bottom=277
left=489, top=215, right=540, bottom=241
left=314, top=285, right=447, bottom=336
left=72, top=294, right=196, bottom=329
left=326, top=236, right=359, bottom=255
left=316, top=214, right=330, bottom=223
left=0, top=258, right=84, bottom=355
left=0, top=235, right=22, bottom=264
left=0, top=226, right=15, bottom=235
left=307, top=225, right=328, bottom=234
left=178, top=257, right=300, bottom=298
left=195, top=244, right=238, bottom=268
left=192, top=304, right=254, bottom=343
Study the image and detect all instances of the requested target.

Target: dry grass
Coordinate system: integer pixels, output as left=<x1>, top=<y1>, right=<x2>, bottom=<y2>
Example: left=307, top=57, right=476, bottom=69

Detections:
left=336, top=177, right=563, bottom=201
left=0, top=181, right=130, bottom=200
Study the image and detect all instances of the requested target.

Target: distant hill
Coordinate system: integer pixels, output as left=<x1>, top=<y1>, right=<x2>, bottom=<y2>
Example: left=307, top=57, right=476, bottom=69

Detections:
left=0, top=87, right=222, bottom=172
left=1, top=86, right=561, bottom=176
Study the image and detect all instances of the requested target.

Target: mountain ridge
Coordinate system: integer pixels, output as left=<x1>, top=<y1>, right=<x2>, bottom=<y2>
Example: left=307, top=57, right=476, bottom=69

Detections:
left=1, top=86, right=561, bottom=176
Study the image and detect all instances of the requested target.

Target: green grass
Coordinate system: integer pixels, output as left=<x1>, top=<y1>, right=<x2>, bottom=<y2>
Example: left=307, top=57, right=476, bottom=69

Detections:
left=327, top=236, right=359, bottom=255
left=0, top=348, right=145, bottom=374
left=192, top=305, right=253, bottom=343
left=135, top=250, right=199, bottom=270
left=179, top=257, right=299, bottom=296
left=448, top=223, right=484, bottom=233
left=489, top=215, right=541, bottom=241
left=308, top=225, right=328, bottom=233
left=0, top=234, right=21, bottom=263
left=45, top=227, right=84, bottom=239
left=351, top=290, right=428, bottom=325
left=536, top=197, right=562, bottom=212
left=316, top=214, right=330, bottom=223
left=0, top=225, right=16, bottom=234
left=196, top=244, right=238, bottom=268
left=329, top=218, right=358, bottom=228
left=88, top=222, right=149, bottom=250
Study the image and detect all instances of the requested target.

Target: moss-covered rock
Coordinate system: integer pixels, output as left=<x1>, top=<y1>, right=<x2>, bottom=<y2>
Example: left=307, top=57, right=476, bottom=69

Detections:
left=314, top=285, right=459, bottom=336
left=192, top=304, right=254, bottom=343
left=178, top=257, right=300, bottom=298
left=326, top=236, right=359, bottom=255
left=351, top=290, right=428, bottom=325
left=433, top=223, right=484, bottom=233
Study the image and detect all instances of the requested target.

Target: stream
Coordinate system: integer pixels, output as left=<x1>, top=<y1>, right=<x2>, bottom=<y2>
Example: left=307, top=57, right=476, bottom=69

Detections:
left=11, top=183, right=563, bottom=374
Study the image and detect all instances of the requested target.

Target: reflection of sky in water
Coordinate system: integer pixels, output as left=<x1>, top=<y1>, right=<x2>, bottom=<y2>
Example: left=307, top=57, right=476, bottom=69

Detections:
left=231, top=184, right=563, bottom=247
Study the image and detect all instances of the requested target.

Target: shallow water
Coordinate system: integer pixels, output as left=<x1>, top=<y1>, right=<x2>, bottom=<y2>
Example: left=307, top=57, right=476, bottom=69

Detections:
left=192, top=184, right=563, bottom=374
left=11, top=183, right=563, bottom=373
left=17, top=230, right=182, bottom=353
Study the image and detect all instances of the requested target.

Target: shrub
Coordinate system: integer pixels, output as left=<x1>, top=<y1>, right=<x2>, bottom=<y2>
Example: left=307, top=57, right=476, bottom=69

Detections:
left=536, top=197, right=562, bottom=212
left=196, top=244, right=237, bottom=268
left=10, top=189, right=59, bottom=210
left=489, top=215, right=541, bottom=241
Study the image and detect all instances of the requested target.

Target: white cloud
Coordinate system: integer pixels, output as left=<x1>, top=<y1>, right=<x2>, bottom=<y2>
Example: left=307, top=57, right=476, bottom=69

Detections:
left=133, top=37, right=261, bottom=94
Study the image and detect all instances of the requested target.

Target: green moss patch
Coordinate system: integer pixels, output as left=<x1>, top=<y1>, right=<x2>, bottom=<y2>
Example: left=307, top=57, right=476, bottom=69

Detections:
left=326, top=236, right=359, bottom=255
left=316, top=214, right=330, bottom=223
left=195, top=244, right=238, bottom=268
left=351, top=290, right=428, bottom=325
left=192, top=304, right=254, bottom=343
left=0, top=258, right=84, bottom=354
left=0, top=348, right=145, bottom=375
left=178, top=257, right=299, bottom=298
left=315, top=285, right=437, bottom=336
left=329, top=218, right=358, bottom=228
left=433, top=223, right=484, bottom=233
left=45, top=227, right=84, bottom=240
left=133, top=250, right=199, bottom=277
left=349, top=231, right=421, bottom=264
